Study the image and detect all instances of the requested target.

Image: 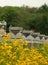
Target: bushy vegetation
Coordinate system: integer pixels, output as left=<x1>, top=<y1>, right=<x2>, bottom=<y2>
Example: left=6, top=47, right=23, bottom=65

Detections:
left=0, top=4, right=48, bottom=35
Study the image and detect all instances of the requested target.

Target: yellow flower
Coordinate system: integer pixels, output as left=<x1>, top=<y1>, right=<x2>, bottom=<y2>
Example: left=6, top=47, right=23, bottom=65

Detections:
left=6, top=50, right=11, bottom=55
left=0, top=59, right=4, bottom=63
left=9, top=54, right=12, bottom=58
left=24, top=40, right=28, bottom=45
left=8, top=46, right=12, bottom=49
left=13, top=40, right=19, bottom=46
left=6, top=63, right=10, bottom=65
left=12, top=56, right=16, bottom=60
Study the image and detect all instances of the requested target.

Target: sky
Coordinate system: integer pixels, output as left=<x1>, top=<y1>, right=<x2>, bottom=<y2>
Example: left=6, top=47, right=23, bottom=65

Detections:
left=0, top=0, right=48, bottom=7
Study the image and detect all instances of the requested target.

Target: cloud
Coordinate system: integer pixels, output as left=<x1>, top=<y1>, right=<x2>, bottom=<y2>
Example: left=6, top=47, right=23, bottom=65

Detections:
left=0, top=0, right=48, bottom=7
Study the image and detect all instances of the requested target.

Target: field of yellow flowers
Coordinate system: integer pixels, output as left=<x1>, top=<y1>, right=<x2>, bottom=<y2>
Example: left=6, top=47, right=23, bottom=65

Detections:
left=0, top=33, right=48, bottom=65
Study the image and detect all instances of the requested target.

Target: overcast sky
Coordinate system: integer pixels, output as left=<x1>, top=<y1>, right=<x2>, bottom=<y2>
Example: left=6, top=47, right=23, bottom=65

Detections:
left=0, top=0, right=48, bottom=7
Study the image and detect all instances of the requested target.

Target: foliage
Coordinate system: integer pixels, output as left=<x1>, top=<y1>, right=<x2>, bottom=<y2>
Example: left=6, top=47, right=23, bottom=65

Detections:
left=0, top=4, right=48, bottom=35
